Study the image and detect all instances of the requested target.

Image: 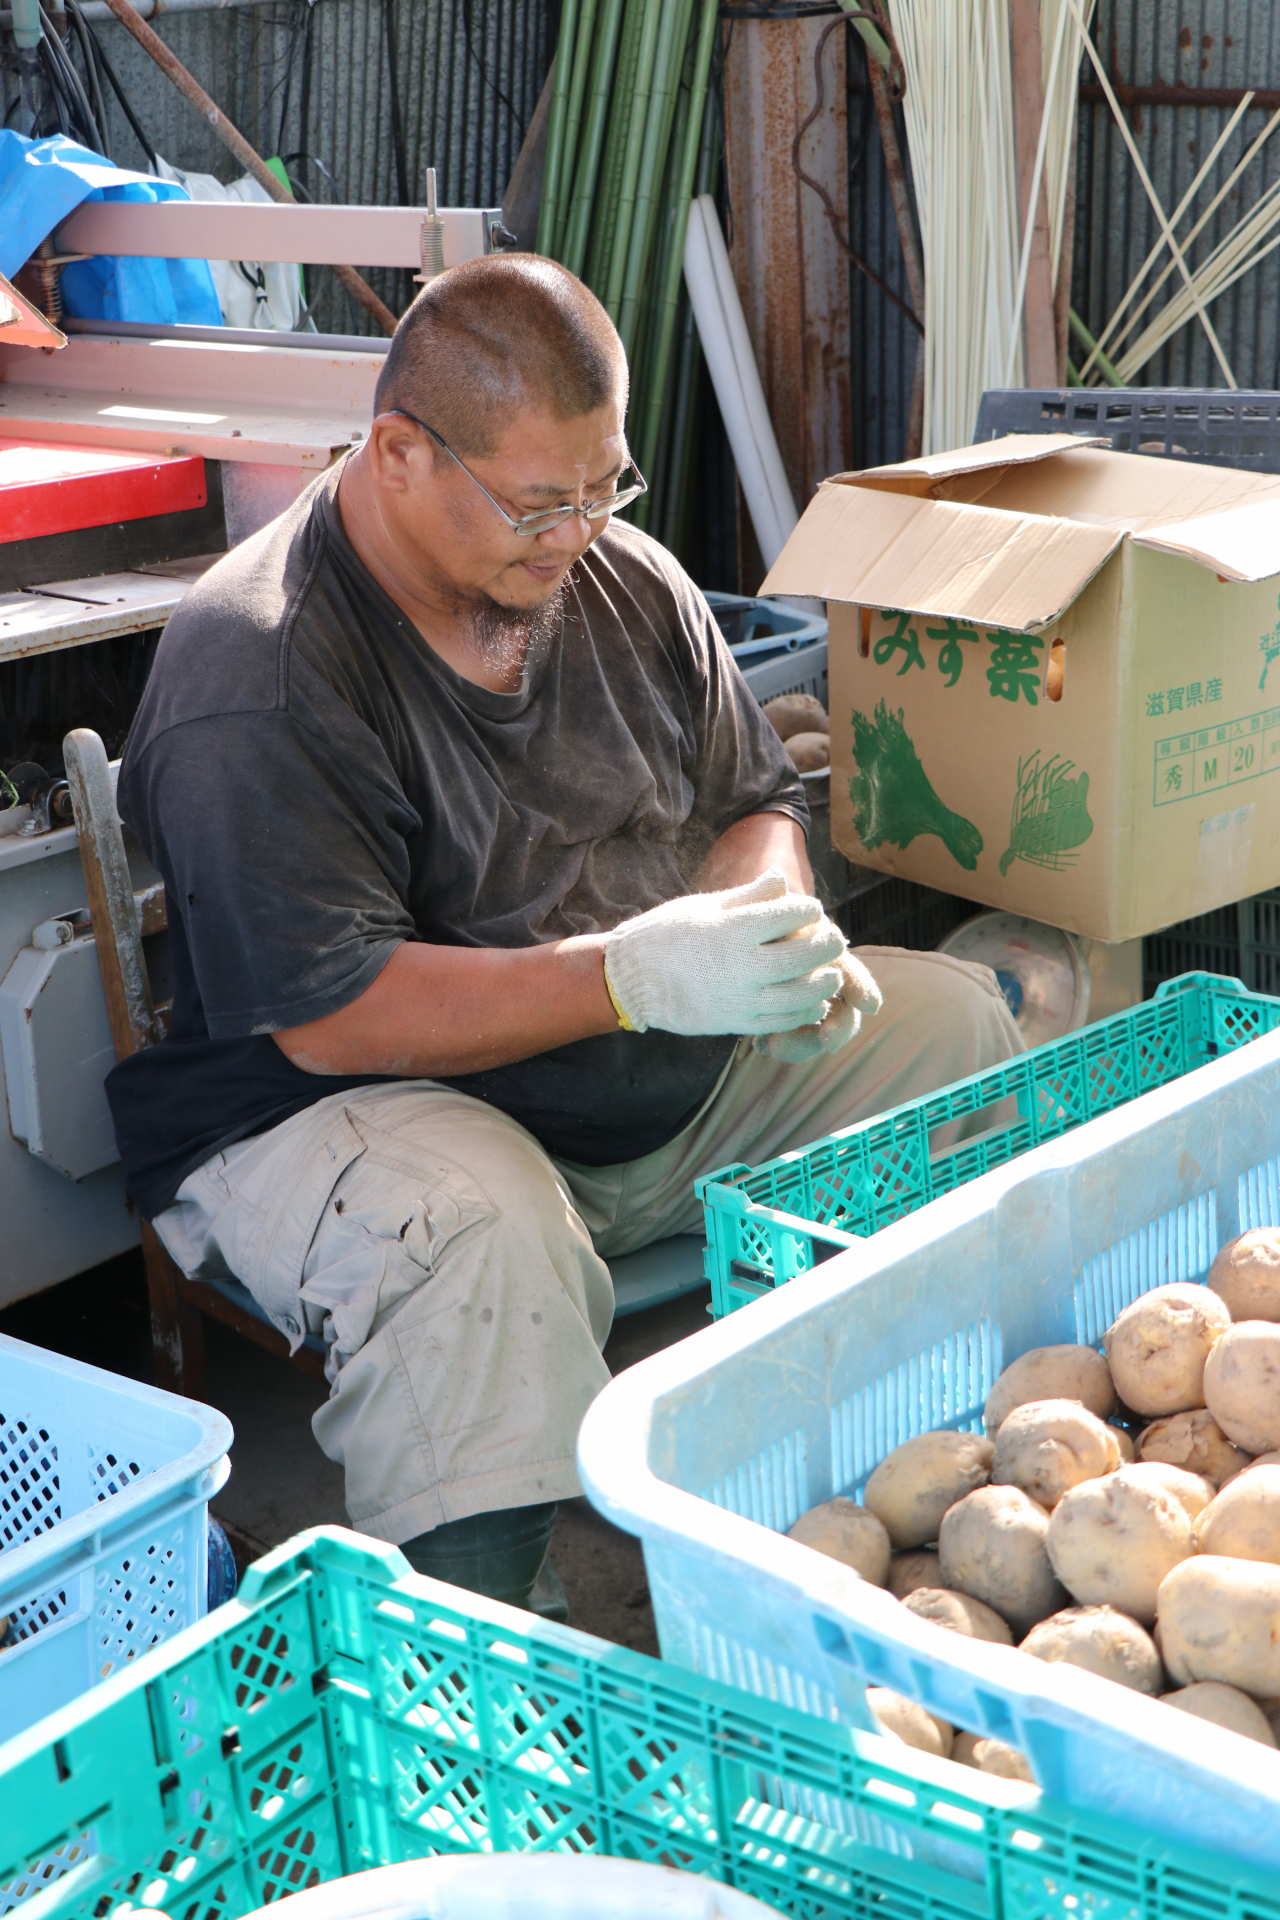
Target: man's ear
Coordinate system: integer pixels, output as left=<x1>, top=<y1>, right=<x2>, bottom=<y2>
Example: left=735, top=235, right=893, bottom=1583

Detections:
left=367, top=411, right=427, bottom=489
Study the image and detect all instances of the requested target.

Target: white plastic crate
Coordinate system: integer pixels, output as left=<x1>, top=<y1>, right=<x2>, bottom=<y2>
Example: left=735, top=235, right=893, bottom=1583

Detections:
left=240, top=1855, right=784, bottom=1920
left=0, top=1334, right=230, bottom=1737
left=579, top=1026, right=1280, bottom=1873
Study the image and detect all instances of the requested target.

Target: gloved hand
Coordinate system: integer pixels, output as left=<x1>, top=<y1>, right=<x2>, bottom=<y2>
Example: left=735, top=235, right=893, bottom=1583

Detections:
left=603, top=868, right=844, bottom=1036
left=754, top=946, right=883, bottom=1062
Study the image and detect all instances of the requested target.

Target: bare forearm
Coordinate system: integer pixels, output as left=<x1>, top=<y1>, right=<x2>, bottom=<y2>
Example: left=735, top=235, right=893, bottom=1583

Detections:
left=697, top=810, right=813, bottom=895
left=275, top=934, right=617, bottom=1076
left=275, top=811, right=814, bottom=1078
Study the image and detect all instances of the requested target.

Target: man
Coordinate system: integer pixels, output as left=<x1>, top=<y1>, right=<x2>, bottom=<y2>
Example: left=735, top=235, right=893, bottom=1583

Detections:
left=108, top=257, right=1020, bottom=1613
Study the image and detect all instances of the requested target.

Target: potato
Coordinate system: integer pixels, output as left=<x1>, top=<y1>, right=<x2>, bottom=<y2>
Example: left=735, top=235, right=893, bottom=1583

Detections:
left=951, top=1731, right=1035, bottom=1782
left=762, top=693, right=829, bottom=741
left=1020, top=1605, right=1162, bottom=1694
left=1209, top=1227, right=1280, bottom=1323
left=984, top=1345, right=1116, bottom=1433
left=1203, top=1321, right=1280, bottom=1455
left=902, top=1586, right=1014, bottom=1645
left=888, top=1549, right=943, bottom=1598
left=1120, top=1461, right=1215, bottom=1520
left=1161, top=1681, right=1278, bottom=1747
left=1222, top=1450, right=1280, bottom=1488
left=938, top=1486, right=1068, bottom=1635
left=1045, top=1468, right=1194, bottom=1624
left=990, top=1399, right=1121, bottom=1509
left=784, top=730, right=830, bottom=773
left=865, top=1686, right=953, bottom=1757
left=1194, top=1465, right=1280, bottom=1565
left=1157, top=1555, right=1280, bottom=1695
left=1137, top=1407, right=1251, bottom=1487
left=864, top=1431, right=995, bottom=1549
left=1104, top=1283, right=1231, bottom=1417
left=788, top=1497, right=891, bottom=1585
left=1110, top=1425, right=1136, bottom=1464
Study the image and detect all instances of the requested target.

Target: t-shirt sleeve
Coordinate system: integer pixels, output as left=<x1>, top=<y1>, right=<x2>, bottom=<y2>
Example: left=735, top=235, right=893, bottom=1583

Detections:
left=119, top=665, right=419, bottom=1039
left=657, top=557, right=811, bottom=863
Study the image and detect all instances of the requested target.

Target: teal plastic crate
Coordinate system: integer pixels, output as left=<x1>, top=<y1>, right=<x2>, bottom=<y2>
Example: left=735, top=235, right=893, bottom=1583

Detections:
left=700, top=971, right=1280, bottom=1316
left=4, top=1527, right=1280, bottom=1920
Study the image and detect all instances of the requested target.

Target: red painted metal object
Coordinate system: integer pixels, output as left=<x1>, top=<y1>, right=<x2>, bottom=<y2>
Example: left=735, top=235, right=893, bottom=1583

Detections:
left=0, top=439, right=207, bottom=544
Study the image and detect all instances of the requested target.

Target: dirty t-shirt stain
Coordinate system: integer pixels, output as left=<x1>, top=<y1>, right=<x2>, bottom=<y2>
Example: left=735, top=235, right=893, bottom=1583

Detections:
left=106, top=462, right=806, bottom=1218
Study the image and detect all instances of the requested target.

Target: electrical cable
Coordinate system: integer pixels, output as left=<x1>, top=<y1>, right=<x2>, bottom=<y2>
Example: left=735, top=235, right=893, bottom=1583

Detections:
left=36, top=41, right=72, bottom=138
left=39, top=2, right=104, bottom=150
left=461, top=0, right=519, bottom=123
left=77, top=8, right=159, bottom=168
left=275, top=0, right=304, bottom=157
left=65, top=0, right=112, bottom=159
left=383, top=0, right=410, bottom=206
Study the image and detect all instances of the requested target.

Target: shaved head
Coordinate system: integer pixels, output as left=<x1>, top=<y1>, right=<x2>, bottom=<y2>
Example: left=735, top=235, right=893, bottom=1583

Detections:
left=374, top=256, right=627, bottom=456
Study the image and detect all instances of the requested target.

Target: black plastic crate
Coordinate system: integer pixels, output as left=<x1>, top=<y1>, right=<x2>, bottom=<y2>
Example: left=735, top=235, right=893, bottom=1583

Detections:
left=841, top=872, right=974, bottom=950
left=974, top=388, right=1280, bottom=474
left=1145, top=890, right=1280, bottom=998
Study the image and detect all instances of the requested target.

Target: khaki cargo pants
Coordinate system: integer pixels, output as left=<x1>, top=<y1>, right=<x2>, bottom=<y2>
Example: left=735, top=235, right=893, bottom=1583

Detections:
left=154, top=948, right=1022, bottom=1543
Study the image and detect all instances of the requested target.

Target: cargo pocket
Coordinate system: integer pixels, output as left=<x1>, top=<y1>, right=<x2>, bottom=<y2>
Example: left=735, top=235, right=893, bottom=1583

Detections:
left=229, top=1104, right=369, bottom=1352
left=297, top=1106, right=498, bottom=1378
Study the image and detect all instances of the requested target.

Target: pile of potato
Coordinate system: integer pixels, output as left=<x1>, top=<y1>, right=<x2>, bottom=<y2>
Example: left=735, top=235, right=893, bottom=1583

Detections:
left=785, top=1229, right=1280, bottom=1784
left=763, top=693, right=830, bottom=774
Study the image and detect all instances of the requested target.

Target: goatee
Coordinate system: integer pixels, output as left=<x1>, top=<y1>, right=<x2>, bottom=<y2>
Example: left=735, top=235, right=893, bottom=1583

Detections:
left=469, top=582, right=566, bottom=679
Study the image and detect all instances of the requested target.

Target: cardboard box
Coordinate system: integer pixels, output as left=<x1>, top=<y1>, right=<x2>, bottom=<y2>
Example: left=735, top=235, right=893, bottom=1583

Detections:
left=760, top=434, right=1280, bottom=942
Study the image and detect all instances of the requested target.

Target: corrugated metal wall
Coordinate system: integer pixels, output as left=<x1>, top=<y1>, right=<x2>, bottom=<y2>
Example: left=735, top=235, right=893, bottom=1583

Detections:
left=92, top=0, right=554, bottom=331
left=1075, top=0, right=1280, bottom=391
left=851, top=0, right=1280, bottom=469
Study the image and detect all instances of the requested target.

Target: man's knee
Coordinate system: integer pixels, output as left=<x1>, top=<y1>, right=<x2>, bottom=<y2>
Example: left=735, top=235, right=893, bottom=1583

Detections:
left=854, top=946, right=1024, bottom=1067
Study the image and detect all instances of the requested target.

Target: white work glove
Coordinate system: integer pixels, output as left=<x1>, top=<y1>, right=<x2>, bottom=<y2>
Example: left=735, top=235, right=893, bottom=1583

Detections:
left=603, top=868, right=844, bottom=1037
left=754, top=947, right=883, bottom=1062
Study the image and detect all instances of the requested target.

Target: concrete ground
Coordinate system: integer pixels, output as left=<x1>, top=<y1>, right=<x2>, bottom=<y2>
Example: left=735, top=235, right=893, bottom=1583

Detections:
left=0, top=1250, right=714, bottom=1656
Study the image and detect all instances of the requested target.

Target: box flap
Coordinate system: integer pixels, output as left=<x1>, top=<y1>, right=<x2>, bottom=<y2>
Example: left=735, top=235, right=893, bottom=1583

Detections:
left=847, top=432, right=1107, bottom=500
left=1130, top=500, right=1280, bottom=581
left=934, top=441, right=1280, bottom=533
left=759, top=482, right=1122, bottom=630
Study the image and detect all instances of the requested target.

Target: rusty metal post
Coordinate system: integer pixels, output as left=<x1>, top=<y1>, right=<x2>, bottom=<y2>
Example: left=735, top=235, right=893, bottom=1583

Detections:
left=722, top=14, right=852, bottom=534
left=98, top=0, right=399, bottom=337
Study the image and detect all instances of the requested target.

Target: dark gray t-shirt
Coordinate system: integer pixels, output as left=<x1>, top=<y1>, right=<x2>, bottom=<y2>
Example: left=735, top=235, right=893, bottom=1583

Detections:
left=106, top=462, right=808, bottom=1217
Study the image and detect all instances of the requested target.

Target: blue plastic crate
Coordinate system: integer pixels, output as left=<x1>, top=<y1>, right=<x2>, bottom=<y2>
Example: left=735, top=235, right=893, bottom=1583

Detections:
left=699, top=972, right=1280, bottom=1316
left=0, top=1333, right=230, bottom=1738
left=581, top=1021, right=1280, bottom=1873
left=705, top=591, right=827, bottom=663
left=3, top=1526, right=1280, bottom=1920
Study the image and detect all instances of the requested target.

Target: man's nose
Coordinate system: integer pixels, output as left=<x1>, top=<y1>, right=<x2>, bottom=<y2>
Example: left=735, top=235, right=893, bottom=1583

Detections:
left=535, top=509, right=597, bottom=559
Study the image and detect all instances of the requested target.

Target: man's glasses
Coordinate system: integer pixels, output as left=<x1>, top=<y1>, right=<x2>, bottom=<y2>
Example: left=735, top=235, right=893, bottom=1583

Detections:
left=389, top=408, right=648, bottom=537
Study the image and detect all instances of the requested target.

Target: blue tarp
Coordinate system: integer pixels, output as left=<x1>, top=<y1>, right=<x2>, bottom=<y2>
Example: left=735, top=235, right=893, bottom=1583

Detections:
left=0, top=131, right=221, bottom=326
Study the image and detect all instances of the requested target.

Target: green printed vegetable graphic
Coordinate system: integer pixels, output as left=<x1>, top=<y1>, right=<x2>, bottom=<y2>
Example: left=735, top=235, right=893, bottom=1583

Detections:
left=848, top=701, right=983, bottom=871
left=999, top=751, right=1093, bottom=876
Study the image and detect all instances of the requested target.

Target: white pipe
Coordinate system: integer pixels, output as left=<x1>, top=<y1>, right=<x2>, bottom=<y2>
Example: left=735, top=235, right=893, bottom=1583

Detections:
left=682, top=194, right=797, bottom=570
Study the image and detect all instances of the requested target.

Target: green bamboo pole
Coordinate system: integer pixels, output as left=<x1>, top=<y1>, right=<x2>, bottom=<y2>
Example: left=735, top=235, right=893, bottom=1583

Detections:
left=551, top=0, right=600, bottom=260
left=560, top=0, right=627, bottom=276
left=535, top=10, right=579, bottom=257
left=627, top=51, right=693, bottom=526
left=631, top=0, right=717, bottom=482
left=601, top=0, right=666, bottom=319
left=584, top=0, right=642, bottom=288
left=614, top=0, right=697, bottom=352
left=664, top=77, right=722, bottom=556
left=658, top=290, right=699, bottom=547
